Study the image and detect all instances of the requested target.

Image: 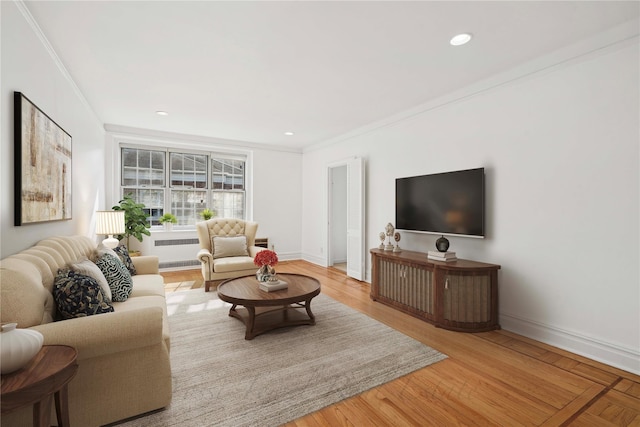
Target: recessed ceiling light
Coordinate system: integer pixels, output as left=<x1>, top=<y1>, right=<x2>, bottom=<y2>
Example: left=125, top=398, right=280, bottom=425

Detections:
left=450, top=33, right=472, bottom=46
left=156, top=111, right=169, bottom=116
left=284, top=132, right=294, bottom=136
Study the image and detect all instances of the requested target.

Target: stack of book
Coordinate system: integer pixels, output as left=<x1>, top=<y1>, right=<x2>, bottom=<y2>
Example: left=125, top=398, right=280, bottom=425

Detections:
left=259, top=279, right=288, bottom=292
left=427, top=251, right=457, bottom=262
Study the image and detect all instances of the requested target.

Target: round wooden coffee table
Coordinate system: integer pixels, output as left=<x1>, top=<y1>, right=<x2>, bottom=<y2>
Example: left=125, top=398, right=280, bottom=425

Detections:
left=1, top=345, right=78, bottom=427
left=217, top=273, right=321, bottom=340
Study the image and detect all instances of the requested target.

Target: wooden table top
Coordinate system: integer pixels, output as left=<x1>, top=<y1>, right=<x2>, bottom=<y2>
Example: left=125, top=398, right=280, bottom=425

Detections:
left=1, top=345, right=78, bottom=413
left=218, top=273, right=321, bottom=306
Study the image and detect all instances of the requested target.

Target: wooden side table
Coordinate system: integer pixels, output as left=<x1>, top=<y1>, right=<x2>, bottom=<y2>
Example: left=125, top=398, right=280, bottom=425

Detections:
left=1, top=345, right=78, bottom=427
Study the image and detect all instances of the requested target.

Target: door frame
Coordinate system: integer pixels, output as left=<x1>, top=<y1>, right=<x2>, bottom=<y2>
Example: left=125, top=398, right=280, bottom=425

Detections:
left=326, top=157, right=365, bottom=280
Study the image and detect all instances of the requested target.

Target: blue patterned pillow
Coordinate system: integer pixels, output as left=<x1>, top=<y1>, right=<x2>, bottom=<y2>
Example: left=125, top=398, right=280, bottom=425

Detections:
left=112, top=245, right=137, bottom=276
left=53, top=269, right=114, bottom=320
left=95, top=253, right=133, bottom=302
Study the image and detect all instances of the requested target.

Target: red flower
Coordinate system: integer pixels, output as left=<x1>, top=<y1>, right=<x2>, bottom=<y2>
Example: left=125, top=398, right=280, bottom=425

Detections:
left=254, top=250, right=278, bottom=267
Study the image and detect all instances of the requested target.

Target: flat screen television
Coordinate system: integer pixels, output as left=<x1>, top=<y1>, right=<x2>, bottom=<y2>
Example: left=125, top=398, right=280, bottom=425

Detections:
left=395, top=167, right=485, bottom=238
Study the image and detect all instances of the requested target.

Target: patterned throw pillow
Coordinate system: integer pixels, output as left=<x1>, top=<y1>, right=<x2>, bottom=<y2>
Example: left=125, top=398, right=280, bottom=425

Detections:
left=95, top=253, right=133, bottom=302
left=69, top=257, right=112, bottom=301
left=112, top=245, right=137, bottom=276
left=53, top=269, right=114, bottom=320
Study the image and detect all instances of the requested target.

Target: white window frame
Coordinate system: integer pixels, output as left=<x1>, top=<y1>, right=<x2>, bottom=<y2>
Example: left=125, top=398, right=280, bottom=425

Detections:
left=109, top=136, right=253, bottom=231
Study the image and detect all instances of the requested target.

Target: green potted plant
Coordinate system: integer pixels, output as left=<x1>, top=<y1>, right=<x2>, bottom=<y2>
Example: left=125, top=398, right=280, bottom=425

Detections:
left=159, top=213, right=178, bottom=231
left=200, top=208, right=216, bottom=221
left=112, top=194, right=151, bottom=254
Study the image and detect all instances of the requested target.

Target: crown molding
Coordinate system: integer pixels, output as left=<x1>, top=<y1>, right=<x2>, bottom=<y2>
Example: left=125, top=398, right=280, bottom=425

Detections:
left=104, top=124, right=303, bottom=154
left=304, top=18, right=640, bottom=154
left=14, top=0, right=103, bottom=128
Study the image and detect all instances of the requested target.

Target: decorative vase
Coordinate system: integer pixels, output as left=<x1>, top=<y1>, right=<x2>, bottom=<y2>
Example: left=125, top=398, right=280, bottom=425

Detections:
left=256, top=265, right=274, bottom=283
left=0, top=323, right=44, bottom=374
left=164, top=222, right=173, bottom=231
left=436, top=236, right=450, bottom=252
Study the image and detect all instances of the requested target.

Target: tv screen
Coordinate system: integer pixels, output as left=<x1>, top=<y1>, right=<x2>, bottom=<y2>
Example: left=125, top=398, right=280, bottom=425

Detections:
left=396, top=168, right=485, bottom=238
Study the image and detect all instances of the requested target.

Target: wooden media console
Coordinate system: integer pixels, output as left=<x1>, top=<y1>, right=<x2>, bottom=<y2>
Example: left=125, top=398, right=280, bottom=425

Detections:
left=370, top=248, right=501, bottom=332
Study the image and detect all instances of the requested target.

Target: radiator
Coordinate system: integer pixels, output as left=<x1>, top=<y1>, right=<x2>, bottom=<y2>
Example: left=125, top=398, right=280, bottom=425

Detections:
left=130, top=232, right=201, bottom=271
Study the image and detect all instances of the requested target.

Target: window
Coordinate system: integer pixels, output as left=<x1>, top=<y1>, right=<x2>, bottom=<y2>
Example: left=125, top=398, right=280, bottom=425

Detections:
left=120, top=147, right=246, bottom=227
left=212, top=159, right=245, bottom=219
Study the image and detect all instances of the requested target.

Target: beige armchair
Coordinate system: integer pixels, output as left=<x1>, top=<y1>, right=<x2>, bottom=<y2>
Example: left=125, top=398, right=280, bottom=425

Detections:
left=196, top=218, right=263, bottom=291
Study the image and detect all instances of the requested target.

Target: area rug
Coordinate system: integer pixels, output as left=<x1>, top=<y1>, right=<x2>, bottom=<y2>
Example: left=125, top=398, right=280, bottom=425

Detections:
left=119, top=289, right=447, bottom=426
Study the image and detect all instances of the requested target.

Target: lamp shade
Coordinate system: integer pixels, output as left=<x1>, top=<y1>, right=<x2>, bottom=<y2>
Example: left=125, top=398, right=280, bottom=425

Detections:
left=96, top=211, right=125, bottom=235
left=96, top=211, right=125, bottom=248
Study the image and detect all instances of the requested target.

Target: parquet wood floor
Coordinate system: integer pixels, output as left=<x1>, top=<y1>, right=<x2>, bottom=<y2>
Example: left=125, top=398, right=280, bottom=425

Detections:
left=161, top=261, right=640, bottom=426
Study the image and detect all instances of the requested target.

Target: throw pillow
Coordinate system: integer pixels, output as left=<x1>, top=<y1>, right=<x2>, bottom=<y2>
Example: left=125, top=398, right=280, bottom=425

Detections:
left=95, top=253, right=133, bottom=302
left=212, top=235, right=249, bottom=259
left=53, top=269, right=114, bottom=320
left=69, top=257, right=112, bottom=301
left=112, top=245, right=137, bottom=276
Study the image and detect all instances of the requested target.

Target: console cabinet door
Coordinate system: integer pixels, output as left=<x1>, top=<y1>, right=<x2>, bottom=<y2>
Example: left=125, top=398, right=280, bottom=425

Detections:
left=440, top=270, right=498, bottom=332
left=376, top=259, right=435, bottom=321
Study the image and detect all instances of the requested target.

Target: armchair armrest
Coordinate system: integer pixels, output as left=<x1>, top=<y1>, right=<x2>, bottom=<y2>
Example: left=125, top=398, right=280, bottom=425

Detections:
left=197, top=248, right=213, bottom=265
left=31, top=307, right=164, bottom=361
left=131, top=255, right=159, bottom=275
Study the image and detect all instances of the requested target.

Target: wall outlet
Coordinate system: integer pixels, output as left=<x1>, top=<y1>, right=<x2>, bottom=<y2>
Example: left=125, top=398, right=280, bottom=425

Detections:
left=320, top=247, right=323, bottom=254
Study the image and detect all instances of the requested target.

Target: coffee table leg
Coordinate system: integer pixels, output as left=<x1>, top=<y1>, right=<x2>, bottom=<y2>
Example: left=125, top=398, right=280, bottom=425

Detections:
left=305, top=298, right=316, bottom=324
left=228, top=304, right=237, bottom=316
left=245, top=306, right=256, bottom=340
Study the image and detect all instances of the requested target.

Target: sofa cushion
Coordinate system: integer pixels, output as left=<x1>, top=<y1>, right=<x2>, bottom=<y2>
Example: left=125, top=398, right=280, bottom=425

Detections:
left=69, top=258, right=112, bottom=301
left=212, top=235, right=249, bottom=259
left=53, top=269, right=114, bottom=320
left=95, top=253, right=133, bottom=302
left=213, top=256, right=256, bottom=273
left=112, top=245, right=137, bottom=276
left=130, top=274, right=167, bottom=298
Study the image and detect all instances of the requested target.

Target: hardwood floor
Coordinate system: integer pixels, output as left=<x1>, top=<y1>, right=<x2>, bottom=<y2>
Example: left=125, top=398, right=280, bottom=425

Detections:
left=161, top=261, right=640, bottom=426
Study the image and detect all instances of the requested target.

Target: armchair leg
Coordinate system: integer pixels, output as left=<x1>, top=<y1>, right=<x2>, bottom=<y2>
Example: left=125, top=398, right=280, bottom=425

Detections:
left=205, top=280, right=215, bottom=292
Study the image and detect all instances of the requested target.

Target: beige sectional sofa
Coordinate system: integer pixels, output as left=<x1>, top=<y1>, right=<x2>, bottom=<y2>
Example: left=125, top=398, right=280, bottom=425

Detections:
left=0, top=236, right=171, bottom=426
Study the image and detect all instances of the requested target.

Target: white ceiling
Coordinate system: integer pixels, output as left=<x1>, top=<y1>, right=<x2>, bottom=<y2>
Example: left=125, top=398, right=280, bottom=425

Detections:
left=24, top=1, right=639, bottom=150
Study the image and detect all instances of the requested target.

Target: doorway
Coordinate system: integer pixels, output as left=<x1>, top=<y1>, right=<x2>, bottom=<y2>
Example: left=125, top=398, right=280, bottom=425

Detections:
left=327, top=157, right=365, bottom=281
left=329, top=165, right=348, bottom=268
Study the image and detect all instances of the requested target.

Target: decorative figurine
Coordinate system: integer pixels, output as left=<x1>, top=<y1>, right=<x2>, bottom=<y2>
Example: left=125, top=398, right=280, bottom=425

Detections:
left=384, top=222, right=395, bottom=251
left=393, top=231, right=402, bottom=252
left=379, top=232, right=385, bottom=249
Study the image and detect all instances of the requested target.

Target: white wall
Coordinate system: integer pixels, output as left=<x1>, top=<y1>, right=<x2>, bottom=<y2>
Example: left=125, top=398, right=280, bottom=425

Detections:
left=1, top=2, right=106, bottom=258
left=301, top=33, right=639, bottom=373
left=252, top=146, right=303, bottom=259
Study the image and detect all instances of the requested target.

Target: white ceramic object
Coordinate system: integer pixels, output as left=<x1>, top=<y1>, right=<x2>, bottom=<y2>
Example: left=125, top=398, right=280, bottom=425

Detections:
left=0, top=323, right=44, bottom=374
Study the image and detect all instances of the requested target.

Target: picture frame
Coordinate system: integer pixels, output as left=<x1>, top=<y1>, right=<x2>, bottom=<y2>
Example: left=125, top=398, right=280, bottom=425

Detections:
left=14, top=92, right=72, bottom=225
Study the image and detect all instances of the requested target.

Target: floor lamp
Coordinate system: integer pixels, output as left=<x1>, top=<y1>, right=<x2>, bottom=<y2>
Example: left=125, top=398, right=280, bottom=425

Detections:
left=96, top=210, right=125, bottom=249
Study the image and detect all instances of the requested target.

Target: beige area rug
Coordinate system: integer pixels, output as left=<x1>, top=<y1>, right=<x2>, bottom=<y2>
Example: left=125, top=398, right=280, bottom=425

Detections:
left=118, top=288, right=447, bottom=427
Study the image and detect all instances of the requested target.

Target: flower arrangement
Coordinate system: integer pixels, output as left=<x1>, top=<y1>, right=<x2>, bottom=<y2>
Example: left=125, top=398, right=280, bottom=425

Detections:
left=254, top=250, right=278, bottom=267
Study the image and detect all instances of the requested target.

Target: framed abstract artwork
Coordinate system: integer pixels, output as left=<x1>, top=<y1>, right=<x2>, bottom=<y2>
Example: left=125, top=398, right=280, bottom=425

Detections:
left=14, top=92, right=72, bottom=225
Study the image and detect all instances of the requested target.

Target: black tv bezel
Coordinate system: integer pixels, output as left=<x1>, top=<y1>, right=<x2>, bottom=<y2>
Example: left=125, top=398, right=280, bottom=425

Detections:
left=395, top=167, right=485, bottom=239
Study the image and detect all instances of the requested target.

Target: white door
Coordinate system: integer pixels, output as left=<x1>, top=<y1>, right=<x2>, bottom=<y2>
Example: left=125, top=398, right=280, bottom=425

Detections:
left=346, top=157, right=365, bottom=281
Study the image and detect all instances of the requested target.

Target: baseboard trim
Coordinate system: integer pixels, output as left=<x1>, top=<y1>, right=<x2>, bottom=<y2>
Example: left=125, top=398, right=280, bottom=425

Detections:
left=301, top=253, right=328, bottom=267
left=500, top=313, right=640, bottom=375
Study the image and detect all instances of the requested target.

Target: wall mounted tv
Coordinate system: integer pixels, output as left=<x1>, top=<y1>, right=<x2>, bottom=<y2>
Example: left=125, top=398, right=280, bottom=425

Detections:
left=395, top=167, right=485, bottom=238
